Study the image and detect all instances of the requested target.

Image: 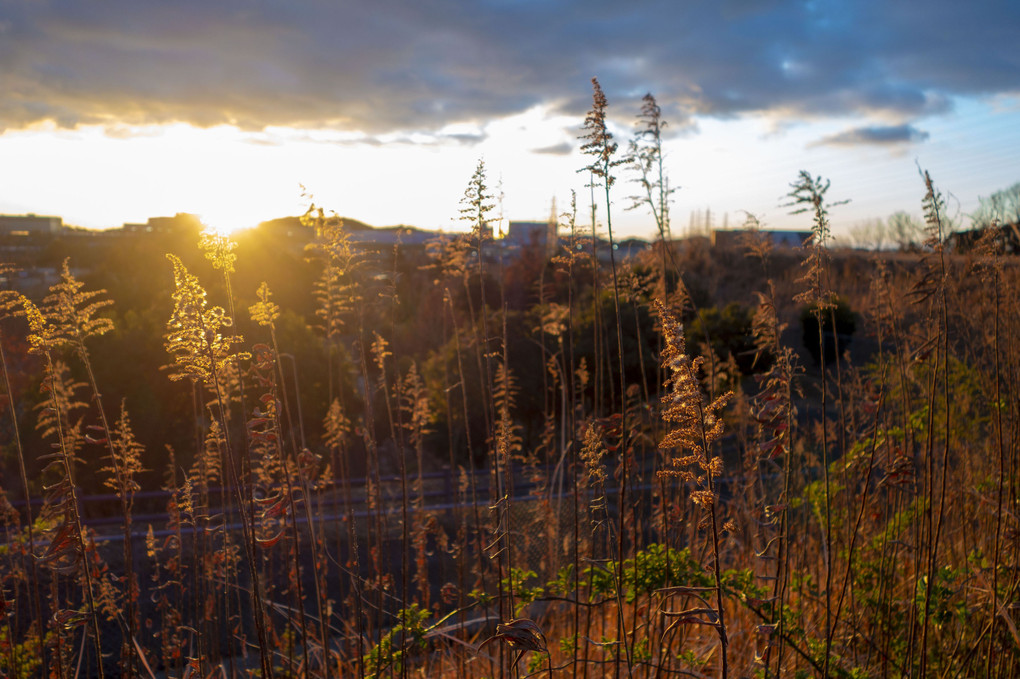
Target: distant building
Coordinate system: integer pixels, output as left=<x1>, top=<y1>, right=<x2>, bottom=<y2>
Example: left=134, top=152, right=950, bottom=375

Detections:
left=122, top=213, right=204, bottom=234
left=614, top=238, right=651, bottom=259
left=0, top=214, right=62, bottom=236
left=348, top=226, right=435, bottom=247
left=504, top=220, right=557, bottom=258
left=556, top=234, right=650, bottom=263
left=948, top=222, right=1020, bottom=254
left=711, top=228, right=812, bottom=249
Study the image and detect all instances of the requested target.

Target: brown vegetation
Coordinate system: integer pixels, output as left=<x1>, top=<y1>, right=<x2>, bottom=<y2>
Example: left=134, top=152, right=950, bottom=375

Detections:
left=1, top=87, right=1019, bottom=679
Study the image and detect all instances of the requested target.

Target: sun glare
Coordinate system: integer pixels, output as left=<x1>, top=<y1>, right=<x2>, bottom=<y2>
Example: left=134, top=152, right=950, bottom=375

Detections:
left=197, top=210, right=258, bottom=236
left=0, top=122, right=310, bottom=232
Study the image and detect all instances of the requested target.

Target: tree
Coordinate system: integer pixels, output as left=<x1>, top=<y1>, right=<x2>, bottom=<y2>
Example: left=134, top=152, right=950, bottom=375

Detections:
left=887, top=210, right=926, bottom=251
left=972, top=181, right=1020, bottom=228
left=846, top=218, right=888, bottom=251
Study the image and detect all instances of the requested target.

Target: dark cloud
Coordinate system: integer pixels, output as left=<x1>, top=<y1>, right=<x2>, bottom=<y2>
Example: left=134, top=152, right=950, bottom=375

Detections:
left=442, top=131, right=489, bottom=145
left=0, top=0, right=1017, bottom=135
left=532, top=142, right=573, bottom=155
left=812, top=123, right=931, bottom=147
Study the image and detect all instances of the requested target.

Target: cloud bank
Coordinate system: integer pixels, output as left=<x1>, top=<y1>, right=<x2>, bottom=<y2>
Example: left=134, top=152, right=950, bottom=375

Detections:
left=813, top=123, right=931, bottom=147
left=1, top=0, right=1017, bottom=135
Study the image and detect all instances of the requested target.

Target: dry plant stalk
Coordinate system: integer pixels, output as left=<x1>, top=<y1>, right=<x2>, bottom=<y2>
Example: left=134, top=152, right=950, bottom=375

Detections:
left=655, top=299, right=732, bottom=678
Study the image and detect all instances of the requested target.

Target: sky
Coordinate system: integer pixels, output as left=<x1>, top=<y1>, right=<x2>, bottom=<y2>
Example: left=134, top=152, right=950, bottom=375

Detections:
left=1, top=0, right=1018, bottom=240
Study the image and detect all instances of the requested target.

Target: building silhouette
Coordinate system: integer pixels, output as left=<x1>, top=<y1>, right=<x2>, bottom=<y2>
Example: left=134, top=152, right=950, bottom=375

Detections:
left=0, top=214, right=63, bottom=236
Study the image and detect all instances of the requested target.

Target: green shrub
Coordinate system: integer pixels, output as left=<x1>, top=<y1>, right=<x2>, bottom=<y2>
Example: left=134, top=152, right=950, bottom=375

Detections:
left=363, top=604, right=430, bottom=678
left=620, top=543, right=711, bottom=603
left=687, top=302, right=771, bottom=374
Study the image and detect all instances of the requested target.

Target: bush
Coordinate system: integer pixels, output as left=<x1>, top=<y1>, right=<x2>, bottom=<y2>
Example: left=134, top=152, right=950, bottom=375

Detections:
left=687, top=302, right=771, bottom=375
left=800, top=296, right=856, bottom=365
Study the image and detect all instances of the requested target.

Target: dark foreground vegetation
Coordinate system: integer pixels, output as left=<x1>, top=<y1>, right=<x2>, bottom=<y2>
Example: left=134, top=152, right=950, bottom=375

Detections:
left=2, top=82, right=1020, bottom=678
